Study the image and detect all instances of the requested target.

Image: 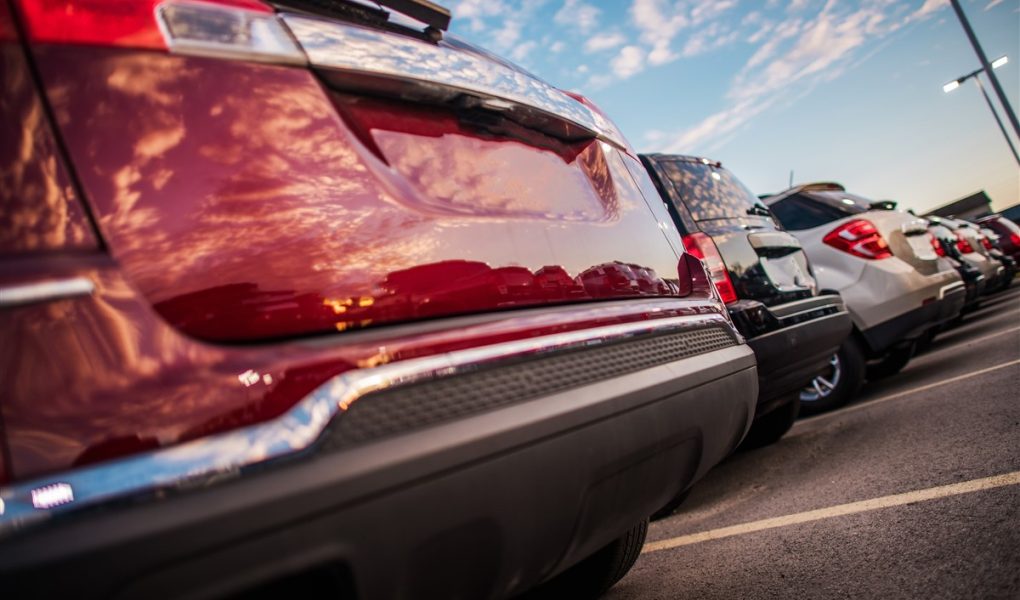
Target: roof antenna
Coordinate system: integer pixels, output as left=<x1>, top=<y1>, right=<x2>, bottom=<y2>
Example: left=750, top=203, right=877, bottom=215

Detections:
left=788, top=170, right=794, bottom=189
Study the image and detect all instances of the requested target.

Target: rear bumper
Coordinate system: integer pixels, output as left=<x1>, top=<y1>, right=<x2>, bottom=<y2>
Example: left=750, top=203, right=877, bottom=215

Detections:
left=0, top=330, right=756, bottom=599
left=731, top=295, right=851, bottom=412
left=861, top=283, right=966, bottom=354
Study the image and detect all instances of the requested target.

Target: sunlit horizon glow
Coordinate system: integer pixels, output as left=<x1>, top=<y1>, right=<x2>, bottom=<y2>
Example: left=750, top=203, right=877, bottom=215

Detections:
left=450, top=0, right=1020, bottom=214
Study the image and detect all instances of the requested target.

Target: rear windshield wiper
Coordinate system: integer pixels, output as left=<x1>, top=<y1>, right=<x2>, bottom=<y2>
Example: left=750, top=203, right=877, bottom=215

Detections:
left=869, top=200, right=897, bottom=211
left=375, top=0, right=450, bottom=30
left=746, top=205, right=772, bottom=217
left=271, top=0, right=450, bottom=36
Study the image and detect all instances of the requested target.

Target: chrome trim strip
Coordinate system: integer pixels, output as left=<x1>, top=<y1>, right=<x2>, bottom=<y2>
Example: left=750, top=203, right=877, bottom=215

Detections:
left=279, top=13, right=627, bottom=147
left=939, top=280, right=966, bottom=299
left=0, top=278, right=95, bottom=309
left=0, top=313, right=731, bottom=536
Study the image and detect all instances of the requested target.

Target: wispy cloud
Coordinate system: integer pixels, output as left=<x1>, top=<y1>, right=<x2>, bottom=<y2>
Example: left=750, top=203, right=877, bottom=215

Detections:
left=555, top=0, right=601, bottom=34
left=584, top=31, right=627, bottom=53
left=611, top=45, right=647, bottom=78
left=658, top=0, right=916, bottom=154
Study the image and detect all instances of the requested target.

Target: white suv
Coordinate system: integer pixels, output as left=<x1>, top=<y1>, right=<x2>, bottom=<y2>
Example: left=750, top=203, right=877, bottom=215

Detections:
left=763, top=183, right=965, bottom=413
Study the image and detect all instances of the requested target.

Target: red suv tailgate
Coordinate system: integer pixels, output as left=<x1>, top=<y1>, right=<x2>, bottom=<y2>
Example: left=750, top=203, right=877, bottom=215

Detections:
left=27, top=15, right=686, bottom=342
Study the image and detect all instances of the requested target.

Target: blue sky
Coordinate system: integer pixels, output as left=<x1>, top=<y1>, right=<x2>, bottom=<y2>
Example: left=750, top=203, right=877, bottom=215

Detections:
left=448, top=0, right=1020, bottom=213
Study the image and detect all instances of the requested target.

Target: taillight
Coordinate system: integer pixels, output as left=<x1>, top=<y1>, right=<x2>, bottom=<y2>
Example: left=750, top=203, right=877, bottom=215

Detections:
left=930, top=234, right=946, bottom=257
left=955, top=231, right=975, bottom=254
left=980, top=236, right=994, bottom=250
left=1010, top=232, right=1020, bottom=247
left=822, top=219, right=893, bottom=260
left=682, top=232, right=738, bottom=304
left=14, top=0, right=304, bottom=64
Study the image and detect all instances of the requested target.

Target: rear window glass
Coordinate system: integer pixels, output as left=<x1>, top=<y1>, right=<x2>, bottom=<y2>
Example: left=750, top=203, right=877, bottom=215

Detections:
left=658, top=161, right=768, bottom=221
left=768, top=194, right=850, bottom=231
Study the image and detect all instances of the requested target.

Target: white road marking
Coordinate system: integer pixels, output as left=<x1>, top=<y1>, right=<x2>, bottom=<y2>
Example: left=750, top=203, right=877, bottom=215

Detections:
left=643, top=470, right=1020, bottom=554
left=926, top=323, right=1020, bottom=358
left=794, top=358, right=1020, bottom=426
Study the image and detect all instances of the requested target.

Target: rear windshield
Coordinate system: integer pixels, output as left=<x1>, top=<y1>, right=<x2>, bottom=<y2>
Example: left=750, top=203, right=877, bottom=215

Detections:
left=767, top=191, right=869, bottom=231
left=658, top=160, right=768, bottom=221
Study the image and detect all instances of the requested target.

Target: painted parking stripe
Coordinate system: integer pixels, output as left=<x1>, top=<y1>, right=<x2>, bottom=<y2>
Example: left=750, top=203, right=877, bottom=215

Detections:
left=927, top=323, right=1020, bottom=358
left=642, top=470, right=1020, bottom=554
left=795, top=358, right=1020, bottom=426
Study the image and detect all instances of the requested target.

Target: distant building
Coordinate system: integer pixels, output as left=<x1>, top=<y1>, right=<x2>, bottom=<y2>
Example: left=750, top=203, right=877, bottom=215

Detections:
left=924, top=191, right=993, bottom=220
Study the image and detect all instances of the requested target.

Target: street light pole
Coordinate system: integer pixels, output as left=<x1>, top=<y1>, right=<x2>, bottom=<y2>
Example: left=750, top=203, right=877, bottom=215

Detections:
left=944, top=56, right=1019, bottom=166
left=973, top=75, right=1020, bottom=166
left=949, top=0, right=1020, bottom=140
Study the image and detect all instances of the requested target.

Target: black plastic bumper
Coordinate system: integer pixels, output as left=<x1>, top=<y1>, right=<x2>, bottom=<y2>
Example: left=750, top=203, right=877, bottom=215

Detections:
left=0, top=346, right=756, bottom=600
left=730, top=295, right=852, bottom=414
left=861, top=286, right=967, bottom=355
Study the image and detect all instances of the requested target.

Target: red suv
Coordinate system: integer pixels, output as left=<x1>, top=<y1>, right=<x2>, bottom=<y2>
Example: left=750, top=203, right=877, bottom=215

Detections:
left=0, top=1, right=757, bottom=598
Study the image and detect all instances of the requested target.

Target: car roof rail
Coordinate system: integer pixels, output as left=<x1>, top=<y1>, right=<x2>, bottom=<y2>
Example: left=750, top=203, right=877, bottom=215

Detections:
left=799, top=182, right=846, bottom=192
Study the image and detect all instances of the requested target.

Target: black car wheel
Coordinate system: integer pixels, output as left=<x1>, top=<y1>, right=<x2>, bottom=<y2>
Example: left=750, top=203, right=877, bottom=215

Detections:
left=739, top=395, right=800, bottom=450
left=519, top=520, right=648, bottom=599
left=799, top=336, right=865, bottom=415
left=866, top=341, right=916, bottom=380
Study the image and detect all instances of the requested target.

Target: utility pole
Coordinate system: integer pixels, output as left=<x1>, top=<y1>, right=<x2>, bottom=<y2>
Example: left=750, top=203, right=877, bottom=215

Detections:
left=949, top=0, right=1020, bottom=140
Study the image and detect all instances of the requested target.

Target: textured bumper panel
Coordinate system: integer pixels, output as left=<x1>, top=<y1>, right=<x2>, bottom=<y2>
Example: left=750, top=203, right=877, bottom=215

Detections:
left=328, top=327, right=736, bottom=447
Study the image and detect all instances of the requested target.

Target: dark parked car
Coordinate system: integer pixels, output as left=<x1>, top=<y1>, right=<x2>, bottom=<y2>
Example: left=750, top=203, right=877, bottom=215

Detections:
left=999, top=204, right=1020, bottom=227
left=932, top=217, right=1012, bottom=293
left=640, top=155, right=851, bottom=442
left=927, top=219, right=987, bottom=311
left=977, top=214, right=1020, bottom=269
left=0, top=1, right=758, bottom=598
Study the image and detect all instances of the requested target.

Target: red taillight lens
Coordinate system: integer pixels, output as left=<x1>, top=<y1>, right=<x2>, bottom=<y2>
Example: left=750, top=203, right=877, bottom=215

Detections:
left=955, top=231, right=975, bottom=254
left=682, top=232, right=738, bottom=304
left=930, top=234, right=946, bottom=257
left=1010, top=232, right=1020, bottom=247
left=822, top=219, right=893, bottom=260
left=13, top=1, right=300, bottom=64
left=17, top=0, right=168, bottom=49
left=980, top=236, right=994, bottom=250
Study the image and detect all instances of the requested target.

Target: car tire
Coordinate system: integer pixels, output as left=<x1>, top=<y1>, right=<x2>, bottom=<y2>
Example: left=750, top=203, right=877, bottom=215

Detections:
left=519, top=520, right=648, bottom=599
left=866, top=342, right=915, bottom=380
left=799, top=336, right=865, bottom=416
left=650, top=487, right=692, bottom=521
left=739, top=395, right=800, bottom=450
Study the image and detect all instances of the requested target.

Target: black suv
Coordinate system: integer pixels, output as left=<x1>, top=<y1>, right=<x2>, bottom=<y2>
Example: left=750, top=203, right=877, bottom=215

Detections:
left=641, top=155, right=852, bottom=446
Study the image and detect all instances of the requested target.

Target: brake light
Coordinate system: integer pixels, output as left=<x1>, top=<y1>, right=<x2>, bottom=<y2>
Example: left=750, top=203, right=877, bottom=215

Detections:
left=682, top=232, right=738, bottom=304
left=930, top=234, right=946, bottom=257
left=14, top=0, right=303, bottom=64
left=980, top=236, right=994, bottom=250
left=955, top=231, right=975, bottom=254
left=822, top=219, right=893, bottom=259
left=1010, top=232, right=1020, bottom=247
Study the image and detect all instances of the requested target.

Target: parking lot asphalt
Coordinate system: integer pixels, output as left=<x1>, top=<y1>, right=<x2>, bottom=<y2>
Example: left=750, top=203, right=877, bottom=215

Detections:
left=608, top=284, right=1020, bottom=600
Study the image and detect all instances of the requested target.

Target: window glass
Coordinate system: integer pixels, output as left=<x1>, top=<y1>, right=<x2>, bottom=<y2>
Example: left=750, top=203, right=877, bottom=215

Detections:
left=769, top=195, right=848, bottom=231
left=659, top=160, right=768, bottom=221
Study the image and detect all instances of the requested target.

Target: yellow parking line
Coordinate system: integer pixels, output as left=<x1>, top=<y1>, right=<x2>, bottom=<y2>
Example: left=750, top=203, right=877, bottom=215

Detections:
left=642, top=470, right=1020, bottom=554
left=795, top=358, right=1020, bottom=425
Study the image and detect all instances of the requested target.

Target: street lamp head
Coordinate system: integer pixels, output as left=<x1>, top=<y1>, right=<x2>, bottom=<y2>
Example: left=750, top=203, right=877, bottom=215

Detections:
left=943, top=80, right=961, bottom=93
left=991, top=55, right=1008, bottom=69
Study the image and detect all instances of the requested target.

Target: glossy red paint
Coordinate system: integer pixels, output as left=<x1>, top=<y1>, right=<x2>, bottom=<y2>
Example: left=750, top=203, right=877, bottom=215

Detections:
left=0, top=11, right=98, bottom=256
left=13, top=0, right=273, bottom=49
left=0, top=253, right=721, bottom=482
left=33, top=47, right=686, bottom=342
